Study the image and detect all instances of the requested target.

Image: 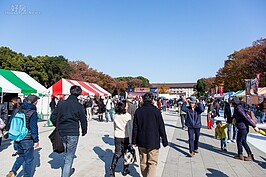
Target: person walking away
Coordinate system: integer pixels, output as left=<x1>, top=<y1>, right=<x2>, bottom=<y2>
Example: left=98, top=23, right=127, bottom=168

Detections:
left=178, top=99, right=186, bottom=130
left=181, top=96, right=205, bottom=157
left=126, top=94, right=137, bottom=120
left=86, top=97, right=93, bottom=120
left=224, top=98, right=237, bottom=143
left=132, top=92, right=168, bottom=177
left=110, top=100, right=132, bottom=177
left=97, top=98, right=105, bottom=122
left=259, top=97, right=266, bottom=124
left=0, top=103, right=8, bottom=146
left=51, top=85, right=88, bottom=177
left=230, top=97, right=259, bottom=161
left=207, top=98, right=215, bottom=129
left=6, top=95, right=40, bottom=177
left=215, top=100, right=221, bottom=117
left=105, top=96, right=114, bottom=122
left=215, top=121, right=229, bottom=151
left=5, top=97, right=22, bottom=156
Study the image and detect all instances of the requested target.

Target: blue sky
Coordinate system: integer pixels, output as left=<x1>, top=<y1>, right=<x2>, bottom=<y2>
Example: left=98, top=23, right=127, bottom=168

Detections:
left=0, top=0, right=266, bottom=83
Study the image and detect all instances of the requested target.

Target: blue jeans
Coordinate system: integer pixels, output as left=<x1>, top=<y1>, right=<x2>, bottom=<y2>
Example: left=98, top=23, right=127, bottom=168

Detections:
left=105, top=109, right=113, bottom=122
left=227, top=123, right=237, bottom=141
left=188, top=128, right=200, bottom=153
left=260, top=112, right=266, bottom=123
left=11, top=140, right=34, bottom=177
left=61, top=136, right=79, bottom=177
left=220, top=138, right=227, bottom=149
left=237, top=128, right=252, bottom=156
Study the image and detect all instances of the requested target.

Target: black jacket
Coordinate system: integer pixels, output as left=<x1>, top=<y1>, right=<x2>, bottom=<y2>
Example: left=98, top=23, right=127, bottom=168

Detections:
left=132, top=102, right=168, bottom=149
left=51, top=95, right=87, bottom=137
left=224, top=101, right=233, bottom=123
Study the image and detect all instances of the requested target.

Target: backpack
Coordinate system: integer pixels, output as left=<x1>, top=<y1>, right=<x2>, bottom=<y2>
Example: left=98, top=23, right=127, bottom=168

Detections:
left=8, top=111, right=28, bottom=141
left=245, top=110, right=257, bottom=125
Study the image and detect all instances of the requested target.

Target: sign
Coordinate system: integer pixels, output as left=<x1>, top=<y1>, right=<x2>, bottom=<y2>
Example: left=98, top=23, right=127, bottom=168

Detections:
left=134, top=88, right=150, bottom=92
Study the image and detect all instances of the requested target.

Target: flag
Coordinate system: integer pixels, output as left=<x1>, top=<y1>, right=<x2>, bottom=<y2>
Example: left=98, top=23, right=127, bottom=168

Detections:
left=245, top=79, right=251, bottom=95
left=219, top=86, right=224, bottom=96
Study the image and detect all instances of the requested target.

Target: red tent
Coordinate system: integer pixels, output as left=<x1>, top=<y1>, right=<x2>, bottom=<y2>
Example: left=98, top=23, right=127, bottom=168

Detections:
left=48, top=78, right=111, bottom=96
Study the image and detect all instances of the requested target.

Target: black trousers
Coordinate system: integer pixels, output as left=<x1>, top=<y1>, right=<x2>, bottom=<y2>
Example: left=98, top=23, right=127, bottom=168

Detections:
left=237, top=128, right=252, bottom=156
left=188, top=127, right=200, bottom=153
left=110, top=137, right=129, bottom=171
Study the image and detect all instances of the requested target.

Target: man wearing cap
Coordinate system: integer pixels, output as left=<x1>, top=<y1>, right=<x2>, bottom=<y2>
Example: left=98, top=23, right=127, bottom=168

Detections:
left=127, top=94, right=137, bottom=120
left=181, top=96, right=205, bottom=157
left=7, top=95, right=40, bottom=177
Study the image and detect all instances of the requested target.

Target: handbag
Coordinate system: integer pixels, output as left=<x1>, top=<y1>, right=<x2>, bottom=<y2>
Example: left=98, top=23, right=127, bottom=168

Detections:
left=48, top=105, right=65, bottom=153
left=124, top=145, right=136, bottom=165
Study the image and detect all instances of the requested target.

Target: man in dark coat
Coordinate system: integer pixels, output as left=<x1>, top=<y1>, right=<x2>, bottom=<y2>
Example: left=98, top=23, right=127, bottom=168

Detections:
left=51, top=85, right=87, bottom=177
left=132, top=92, right=168, bottom=177
left=224, top=98, right=237, bottom=143
left=181, top=96, right=205, bottom=157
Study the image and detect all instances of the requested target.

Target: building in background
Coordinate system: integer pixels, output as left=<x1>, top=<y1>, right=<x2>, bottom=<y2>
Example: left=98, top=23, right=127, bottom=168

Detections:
left=151, top=83, right=196, bottom=98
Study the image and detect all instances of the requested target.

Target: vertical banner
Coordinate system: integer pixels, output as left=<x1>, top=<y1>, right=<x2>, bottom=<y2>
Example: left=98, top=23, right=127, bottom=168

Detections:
left=219, top=86, right=224, bottom=96
left=251, top=79, right=258, bottom=94
left=257, top=73, right=262, bottom=88
left=245, top=79, right=251, bottom=95
left=215, top=86, right=218, bottom=94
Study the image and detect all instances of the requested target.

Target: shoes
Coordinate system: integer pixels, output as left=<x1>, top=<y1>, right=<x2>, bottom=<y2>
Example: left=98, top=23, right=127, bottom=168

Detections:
left=70, top=168, right=75, bottom=176
left=244, top=154, right=254, bottom=161
left=122, top=169, right=130, bottom=176
left=188, top=152, right=195, bottom=157
left=193, top=149, right=199, bottom=153
left=110, top=168, right=115, bottom=177
left=6, top=171, right=15, bottom=177
left=223, top=148, right=227, bottom=152
left=227, top=140, right=231, bottom=143
left=234, top=155, right=244, bottom=160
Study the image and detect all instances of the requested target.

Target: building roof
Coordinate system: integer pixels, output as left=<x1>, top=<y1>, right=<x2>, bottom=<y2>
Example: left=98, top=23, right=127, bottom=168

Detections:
left=151, top=83, right=196, bottom=88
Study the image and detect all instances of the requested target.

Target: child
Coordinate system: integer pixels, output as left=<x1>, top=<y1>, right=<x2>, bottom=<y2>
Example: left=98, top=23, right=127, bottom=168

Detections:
left=215, top=121, right=229, bottom=151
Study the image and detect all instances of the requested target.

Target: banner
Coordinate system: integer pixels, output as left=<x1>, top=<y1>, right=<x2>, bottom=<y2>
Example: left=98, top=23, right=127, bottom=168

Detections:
left=251, top=79, right=258, bottom=95
left=219, top=86, right=224, bottom=96
left=245, top=79, right=251, bottom=95
left=257, top=73, right=262, bottom=88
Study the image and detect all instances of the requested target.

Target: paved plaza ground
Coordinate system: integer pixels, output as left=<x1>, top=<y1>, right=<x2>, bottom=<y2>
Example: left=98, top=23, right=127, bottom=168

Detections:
left=0, top=110, right=266, bottom=177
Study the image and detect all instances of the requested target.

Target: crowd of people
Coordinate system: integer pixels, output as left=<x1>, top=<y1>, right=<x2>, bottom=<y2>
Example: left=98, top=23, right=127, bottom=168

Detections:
left=1, top=86, right=266, bottom=177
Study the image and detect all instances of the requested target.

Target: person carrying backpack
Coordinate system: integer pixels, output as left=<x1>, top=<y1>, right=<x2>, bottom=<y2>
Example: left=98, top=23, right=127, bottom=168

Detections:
left=6, top=95, right=40, bottom=177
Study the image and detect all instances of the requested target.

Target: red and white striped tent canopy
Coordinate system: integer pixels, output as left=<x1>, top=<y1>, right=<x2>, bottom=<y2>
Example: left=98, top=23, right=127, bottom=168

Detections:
left=48, top=78, right=111, bottom=96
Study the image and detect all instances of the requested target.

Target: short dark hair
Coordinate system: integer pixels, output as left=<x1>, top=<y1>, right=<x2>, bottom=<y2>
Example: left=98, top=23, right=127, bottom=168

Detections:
left=11, top=97, right=22, bottom=108
left=70, top=85, right=82, bottom=97
left=142, top=92, right=154, bottom=103
left=115, top=100, right=127, bottom=115
left=216, top=120, right=222, bottom=124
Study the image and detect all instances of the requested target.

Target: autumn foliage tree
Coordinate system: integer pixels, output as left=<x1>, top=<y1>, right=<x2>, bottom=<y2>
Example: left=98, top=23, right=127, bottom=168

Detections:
left=215, top=38, right=266, bottom=92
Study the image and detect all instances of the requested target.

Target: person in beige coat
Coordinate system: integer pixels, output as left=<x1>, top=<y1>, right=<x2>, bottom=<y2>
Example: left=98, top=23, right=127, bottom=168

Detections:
left=110, top=100, right=132, bottom=177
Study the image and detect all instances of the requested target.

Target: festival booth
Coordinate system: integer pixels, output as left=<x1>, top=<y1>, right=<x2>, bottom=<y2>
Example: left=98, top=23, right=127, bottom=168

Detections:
left=126, top=87, right=158, bottom=98
left=232, top=88, right=266, bottom=104
left=48, top=78, right=111, bottom=97
left=0, top=69, right=49, bottom=117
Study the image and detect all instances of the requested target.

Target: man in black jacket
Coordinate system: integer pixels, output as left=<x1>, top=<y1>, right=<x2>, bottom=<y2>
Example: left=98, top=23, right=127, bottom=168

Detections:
left=51, top=85, right=87, bottom=177
left=224, top=98, right=237, bottom=143
left=132, top=92, right=168, bottom=177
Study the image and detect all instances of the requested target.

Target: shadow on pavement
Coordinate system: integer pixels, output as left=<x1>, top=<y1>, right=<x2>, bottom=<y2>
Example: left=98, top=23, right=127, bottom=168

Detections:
left=102, top=135, right=114, bottom=146
left=93, top=146, right=140, bottom=177
left=0, top=139, right=12, bottom=152
left=48, top=152, right=64, bottom=170
left=165, top=124, right=180, bottom=129
left=176, top=138, right=236, bottom=158
left=206, top=168, right=229, bottom=177
left=169, top=142, right=189, bottom=156
left=256, top=156, right=266, bottom=169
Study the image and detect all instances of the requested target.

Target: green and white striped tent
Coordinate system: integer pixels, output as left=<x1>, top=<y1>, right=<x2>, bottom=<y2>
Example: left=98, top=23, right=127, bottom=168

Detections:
left=0, top=68, right=48, bottom=95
